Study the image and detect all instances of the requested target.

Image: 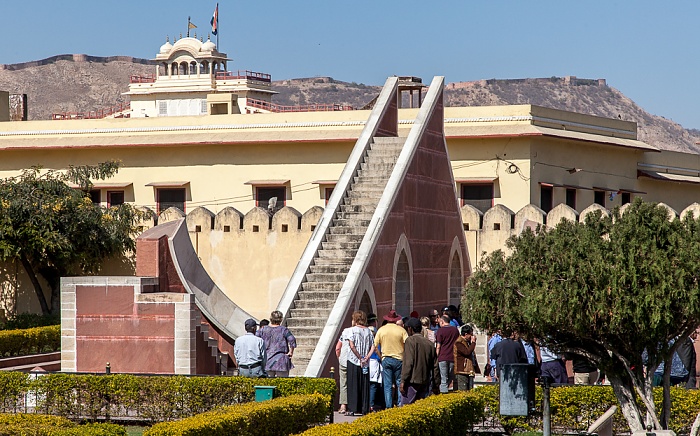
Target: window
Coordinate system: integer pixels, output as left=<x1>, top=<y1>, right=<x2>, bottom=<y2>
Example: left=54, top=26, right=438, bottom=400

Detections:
left=157, top=188, right=186, bottom=214
left=566, top=188, right=576, bottom=209
left=107, top=191, right=124, bottom=207
left=256, top=187, right=286, bottom=212
left=621, top=192, right=631, bottom=205
left=158, top=101, right=167, bottom=116
left=461, top=183, right=493, bottom=214
left=89, top=190, right=101, bottom=204
left=594, top=190, right=605, bottom=207
left=324, top=187, right=334, bottom=205
left=540, top=185, right=553, bottom=213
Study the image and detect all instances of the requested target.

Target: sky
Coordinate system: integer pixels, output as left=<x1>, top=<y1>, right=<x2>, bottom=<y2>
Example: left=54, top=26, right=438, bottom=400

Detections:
left=1, top=1, right=699, bottom=128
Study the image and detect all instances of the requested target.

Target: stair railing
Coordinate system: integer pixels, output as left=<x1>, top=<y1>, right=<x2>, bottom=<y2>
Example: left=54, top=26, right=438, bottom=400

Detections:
left=277, top=76, right=399, bottom=322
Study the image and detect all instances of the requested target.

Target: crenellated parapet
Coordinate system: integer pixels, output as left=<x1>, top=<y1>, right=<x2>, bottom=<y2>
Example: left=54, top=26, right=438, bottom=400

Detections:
left=462, top=200, right=700, bottom=265
left=157, top=205, right=321, bottom=236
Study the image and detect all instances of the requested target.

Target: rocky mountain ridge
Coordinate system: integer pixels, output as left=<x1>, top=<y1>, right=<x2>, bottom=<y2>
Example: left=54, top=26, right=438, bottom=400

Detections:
left=1, top=56, right=698, bottom=153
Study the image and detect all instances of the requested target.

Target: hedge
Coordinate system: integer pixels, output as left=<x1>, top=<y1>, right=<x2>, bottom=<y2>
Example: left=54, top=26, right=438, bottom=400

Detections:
left=298, top=390, right=485, bottom=435
left=0, top=325, right=60, bottom=357
left=471, top=384, right=700, bottom=434
left=0, top=413, right=126, bottom=435
left=1, top=314, right=60, bottom=330
left=0, top=372, right=335, bottom=423
left=144, top=393, right=330, bottom=436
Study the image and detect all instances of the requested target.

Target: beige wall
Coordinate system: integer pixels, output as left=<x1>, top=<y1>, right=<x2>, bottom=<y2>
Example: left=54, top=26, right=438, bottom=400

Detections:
left=0, top=141, right=352, bottom=215
left=531, top=138, right=643, bottom=211
left=449, top=137, right=532, bottom=212
left=175, top=206, right=322, bottom=321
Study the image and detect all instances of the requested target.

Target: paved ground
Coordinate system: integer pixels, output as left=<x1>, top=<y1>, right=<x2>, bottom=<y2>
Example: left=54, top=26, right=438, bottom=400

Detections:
left=332, top=411, right=361, bottom=423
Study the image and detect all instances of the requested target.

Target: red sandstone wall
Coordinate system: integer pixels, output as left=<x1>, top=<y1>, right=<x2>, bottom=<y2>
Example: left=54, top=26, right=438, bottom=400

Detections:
left=75, top=284, right=175, bottom=373
left=365, top=93, right=469, bottom=317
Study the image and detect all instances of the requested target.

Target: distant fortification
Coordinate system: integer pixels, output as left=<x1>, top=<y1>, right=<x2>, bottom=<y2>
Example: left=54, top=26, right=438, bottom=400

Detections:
left=0, top=54, right=154, bottom=71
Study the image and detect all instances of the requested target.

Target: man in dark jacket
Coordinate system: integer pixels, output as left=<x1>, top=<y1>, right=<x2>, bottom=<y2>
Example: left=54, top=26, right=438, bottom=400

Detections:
left=677, top=333, right=697, bottom=389
left=400, top=317, right=440, bottom=404
left=490, top=329, right=528, bottom=381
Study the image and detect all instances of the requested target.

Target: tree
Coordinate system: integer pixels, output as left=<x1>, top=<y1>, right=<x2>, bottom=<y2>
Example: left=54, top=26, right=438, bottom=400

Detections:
left=464, top=200, right=700, bottom=431
left=0, top=161, right=147, bottom=314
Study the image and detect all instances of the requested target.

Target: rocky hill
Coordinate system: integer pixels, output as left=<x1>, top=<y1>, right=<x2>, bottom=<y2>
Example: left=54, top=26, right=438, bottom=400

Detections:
left=1, top=56, right=698, bottom=153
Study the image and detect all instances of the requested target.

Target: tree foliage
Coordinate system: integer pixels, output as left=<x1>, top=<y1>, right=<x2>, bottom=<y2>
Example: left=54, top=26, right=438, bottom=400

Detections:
left=464, top=200, right=700, bottom=431
left=0, top=161, right=147, bottom=314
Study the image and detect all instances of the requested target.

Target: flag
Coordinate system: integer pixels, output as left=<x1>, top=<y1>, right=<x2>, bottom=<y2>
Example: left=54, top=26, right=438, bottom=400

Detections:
left=188, top=22, right=197, bottom=29
left=210, top=3, right=219, bottom=36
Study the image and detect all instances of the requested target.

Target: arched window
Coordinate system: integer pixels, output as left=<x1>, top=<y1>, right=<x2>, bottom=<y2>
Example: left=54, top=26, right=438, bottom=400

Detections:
left=448, top=252, right=463, bottom=307
left=358, top=291, right=372, bottom=317
left=200, top=61, right=209, bottom=75
left=189, top=61, right=197, bottom=75
left=171, top=63, right=177, bottom=76
left=395, top=250, right=411, bottom=318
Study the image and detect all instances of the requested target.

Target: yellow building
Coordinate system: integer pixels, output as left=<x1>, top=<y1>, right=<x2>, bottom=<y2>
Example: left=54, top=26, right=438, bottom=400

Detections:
left=2, top=37, right=700, bottom=323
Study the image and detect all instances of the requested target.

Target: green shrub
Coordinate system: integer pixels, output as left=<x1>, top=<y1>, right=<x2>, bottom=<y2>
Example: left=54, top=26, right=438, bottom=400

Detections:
left=262, top=377, right=336, bottom=399
left=0, top=372, right=31, bottom=411
left=5, top=373, right=332, bottom=423
left=2, top=313, right=60, bottom=330
left=30, top=374, right=255, bottom=421
left=471, top=384, right=700, bottom=434
left=0, top=325, right=60, bottom=357
left=0, top=413, right=126, bottom=435
left=144, top=393, right=330, bottom=436
left=298, top=391, right=485, bottom=435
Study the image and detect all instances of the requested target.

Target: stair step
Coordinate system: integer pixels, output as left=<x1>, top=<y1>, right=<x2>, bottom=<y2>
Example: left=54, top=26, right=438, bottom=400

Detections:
left=339, top=204, right=373, bottom=213
left=287, top=306, right=335, bottom=320
left=292, top=299, right=337, bottom=310
left=290, top=327, right=325, bottom=337
left=360, top=161, right=396, bottom=171
left=332, top=218, right=371, bottom=227
left=286, top=317, right=328, bottom=328
left=299, top=287, right=341, bottom=299
left=332, top=212, right=374, bottom=221
left=324, top=234, right=364, bottom=243
left=295, top=336, right=325, bottom=346
left=356, top=169, right=393, bottom=179
left=316, top=249, right=357, bottom=259
left=321, top=240, right=362, bottom=250
left=353, top=176, right=391, bottom=184
left=328, top=227, right=366, bottom=235
left=371, top=136, right=406, bottom=145
left=310, top=264, right=351, bottom=274
left=306, top=272, right=347, bottom=282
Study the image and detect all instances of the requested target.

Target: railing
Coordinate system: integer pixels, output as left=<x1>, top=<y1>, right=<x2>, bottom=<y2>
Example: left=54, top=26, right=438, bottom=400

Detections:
left=215, top=70, right=271, bottom=82
left=247, top=98, right=354, bottom=113
left=129, top=74, right=156, bottom=84
left=51, top=102, right=131, bottom=120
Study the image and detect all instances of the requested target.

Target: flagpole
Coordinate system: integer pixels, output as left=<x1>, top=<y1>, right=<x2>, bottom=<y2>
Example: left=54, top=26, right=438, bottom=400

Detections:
left=187, top=16, right=191, bottom=38
left=216, top=3, right=220, bottom=48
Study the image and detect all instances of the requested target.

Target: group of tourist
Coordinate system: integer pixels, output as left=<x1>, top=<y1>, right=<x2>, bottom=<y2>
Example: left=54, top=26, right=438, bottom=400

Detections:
left=233, top=310, right=297, bottom=378
left=336, top=305, right=477, bottom=416
left=486, top=329, right=699, bottom=389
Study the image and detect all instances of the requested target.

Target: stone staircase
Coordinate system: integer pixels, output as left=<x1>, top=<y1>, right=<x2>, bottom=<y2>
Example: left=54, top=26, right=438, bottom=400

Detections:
left=199, top=318, right=232, bottom=375
left=285, top=136, right=405, bottom=375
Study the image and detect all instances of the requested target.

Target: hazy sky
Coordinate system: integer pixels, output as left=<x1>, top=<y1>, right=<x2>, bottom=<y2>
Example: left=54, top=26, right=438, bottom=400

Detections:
left=1, top=1, right=699, bottom=128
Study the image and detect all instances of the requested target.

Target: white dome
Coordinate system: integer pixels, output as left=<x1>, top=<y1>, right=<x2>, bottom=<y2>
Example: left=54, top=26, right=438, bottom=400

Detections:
left=201, top=39, right=216, bottom=52
left=159, top=40, right=173, bottom=54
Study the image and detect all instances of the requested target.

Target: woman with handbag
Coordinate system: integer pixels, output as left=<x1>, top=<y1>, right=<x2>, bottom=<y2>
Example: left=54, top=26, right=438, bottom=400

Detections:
left=454, top=324, right=479, bottom=390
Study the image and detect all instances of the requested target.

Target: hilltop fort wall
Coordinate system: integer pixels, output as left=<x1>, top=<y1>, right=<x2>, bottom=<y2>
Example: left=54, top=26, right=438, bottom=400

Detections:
left=0, top=54, right=154, bottom=71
